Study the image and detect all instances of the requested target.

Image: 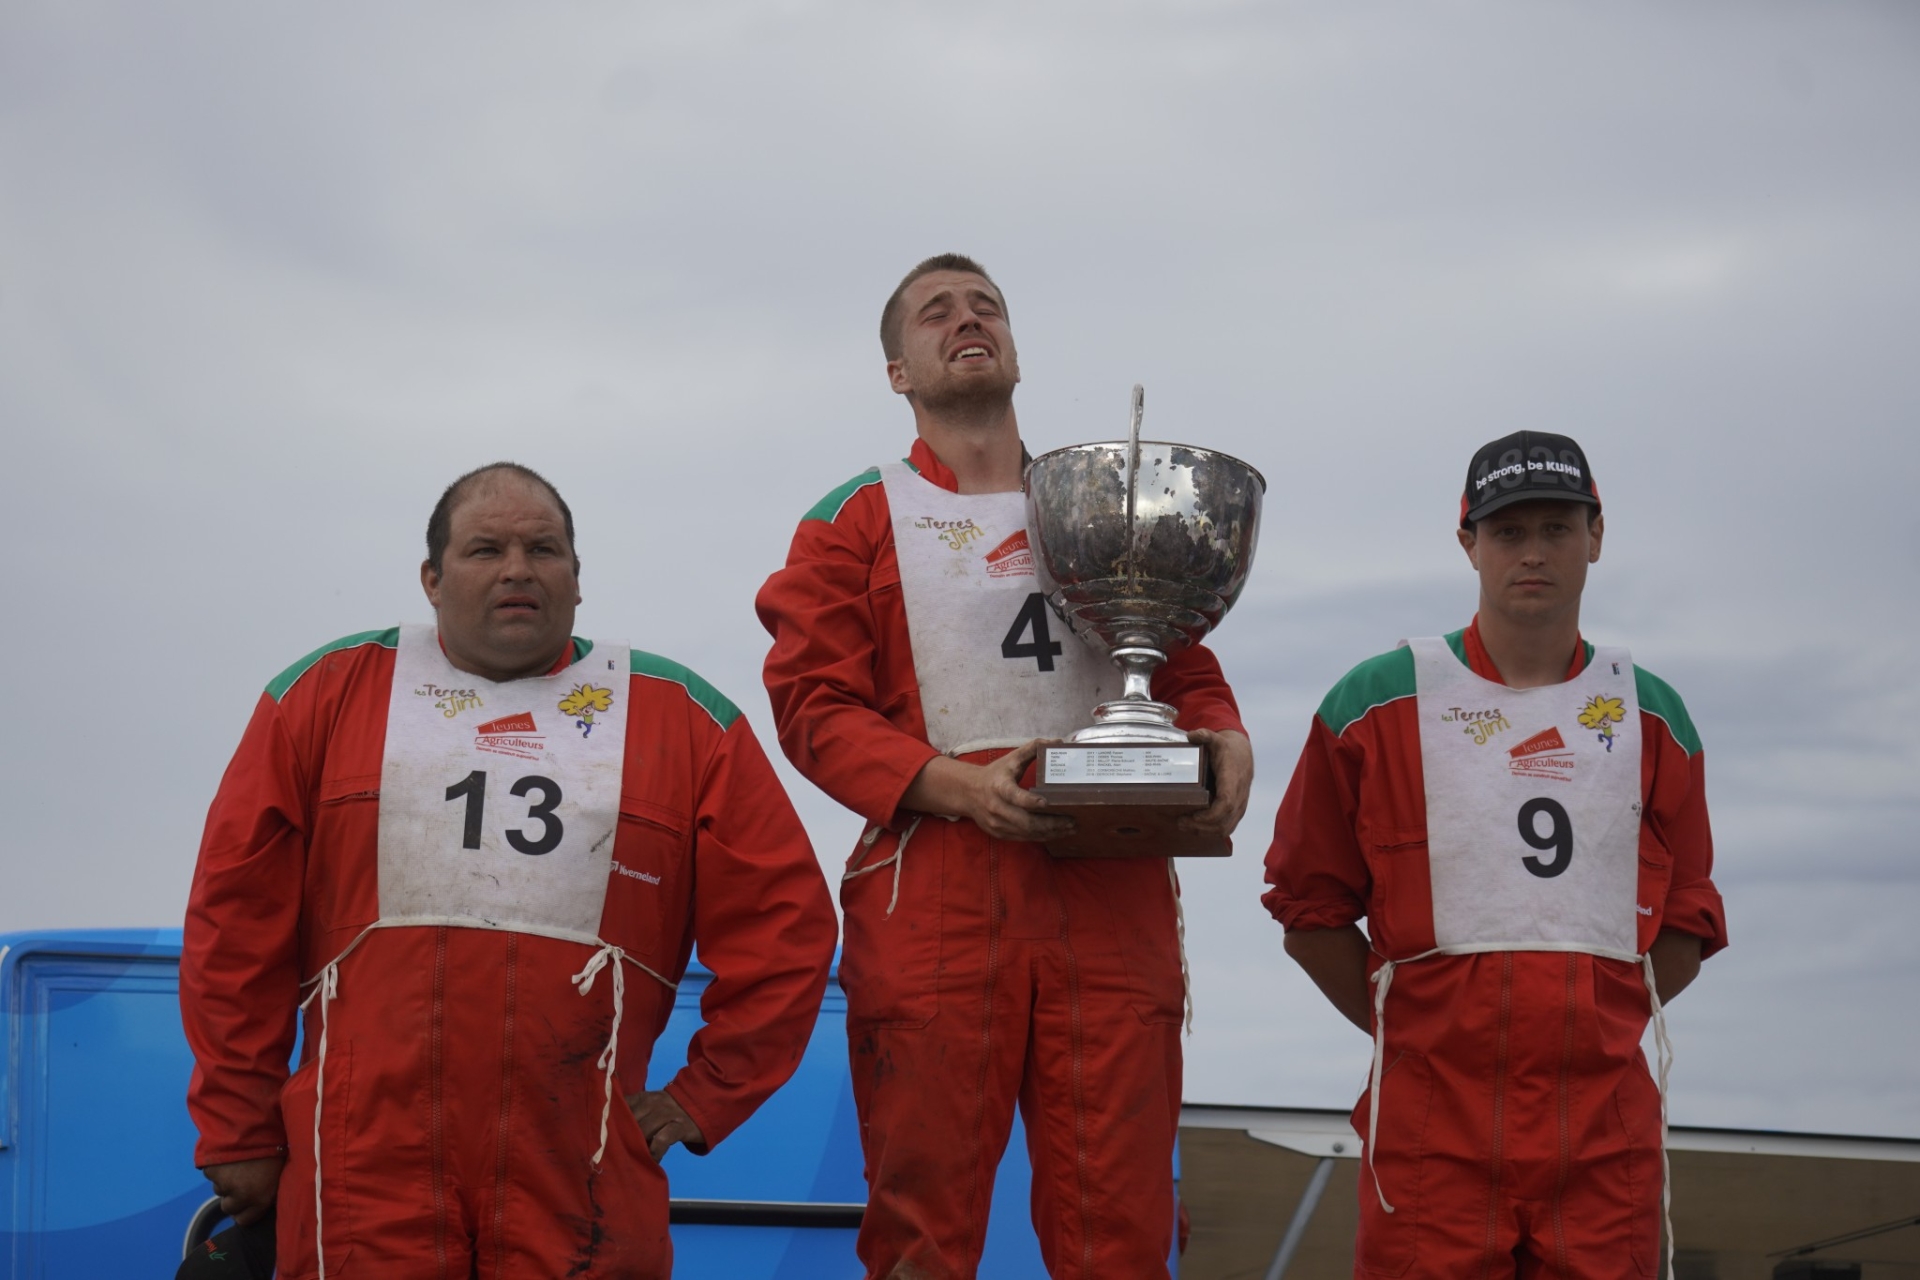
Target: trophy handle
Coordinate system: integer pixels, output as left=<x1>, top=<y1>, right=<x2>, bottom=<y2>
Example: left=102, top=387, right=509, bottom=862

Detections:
left=1125, top=383, right=1143, bottom=587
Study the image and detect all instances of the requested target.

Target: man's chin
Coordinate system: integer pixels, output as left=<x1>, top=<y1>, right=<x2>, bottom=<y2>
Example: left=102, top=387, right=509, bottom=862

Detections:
left=919, top=376, right=1017, bottom=418
left=471, top=625, right=572, bottom=678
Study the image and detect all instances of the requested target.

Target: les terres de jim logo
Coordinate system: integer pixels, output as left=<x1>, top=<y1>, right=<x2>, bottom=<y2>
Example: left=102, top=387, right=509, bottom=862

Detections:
left=476, top=712, right=544, bottom=761
left=1508, top=726, right=1575, bottom=782
left=985, top=529, right=1035, bottom=579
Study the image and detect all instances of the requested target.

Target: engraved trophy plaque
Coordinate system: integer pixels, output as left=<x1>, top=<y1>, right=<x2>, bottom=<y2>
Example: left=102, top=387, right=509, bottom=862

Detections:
left=1024, top=386, right=1264, bottom=857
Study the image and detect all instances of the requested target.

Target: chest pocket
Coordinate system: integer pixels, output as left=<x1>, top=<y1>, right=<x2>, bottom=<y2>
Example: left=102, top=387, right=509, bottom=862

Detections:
left=608, top=796, right=692, bottom=965
left=311, top=772, right=383, bottom=942
left=318, top=771, right=381, bottom=808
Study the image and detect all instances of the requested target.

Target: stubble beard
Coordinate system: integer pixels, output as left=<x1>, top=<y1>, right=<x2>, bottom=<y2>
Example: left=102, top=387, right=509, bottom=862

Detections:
left=916, top=362, right=1019, bottom=431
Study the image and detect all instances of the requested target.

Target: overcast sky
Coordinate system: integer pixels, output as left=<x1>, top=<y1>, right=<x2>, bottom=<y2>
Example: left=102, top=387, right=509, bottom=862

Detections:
left=3, top=2, right=1916, bottom=1138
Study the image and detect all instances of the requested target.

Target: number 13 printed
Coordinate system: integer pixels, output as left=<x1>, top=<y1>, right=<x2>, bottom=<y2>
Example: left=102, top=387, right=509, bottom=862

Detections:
left=444, top=770, right=566, bottom=855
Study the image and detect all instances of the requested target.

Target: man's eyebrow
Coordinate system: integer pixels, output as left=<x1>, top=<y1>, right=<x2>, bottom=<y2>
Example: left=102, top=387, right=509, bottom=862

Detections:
left=915, top=288, right=956, bottom=317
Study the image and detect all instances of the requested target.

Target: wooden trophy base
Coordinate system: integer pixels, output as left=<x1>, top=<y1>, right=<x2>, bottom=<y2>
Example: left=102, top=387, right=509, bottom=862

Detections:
left=1030, top=741, right=1227, bottom=858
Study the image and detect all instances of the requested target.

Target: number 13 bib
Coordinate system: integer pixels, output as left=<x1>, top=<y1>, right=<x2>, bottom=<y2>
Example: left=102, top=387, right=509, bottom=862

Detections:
left=1410, top=635, right=1642, bottom=961
left=882, top=463, right=1117, bottom=756
left=376, top=624, right=630, bottom=942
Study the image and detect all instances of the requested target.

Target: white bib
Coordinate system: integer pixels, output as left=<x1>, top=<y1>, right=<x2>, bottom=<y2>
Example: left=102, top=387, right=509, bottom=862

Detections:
left=376, top=624, right=630, bottom=943
left=1410, top=635, right=1643, bottom=961
left=882, top=463, right=1117, bottom=755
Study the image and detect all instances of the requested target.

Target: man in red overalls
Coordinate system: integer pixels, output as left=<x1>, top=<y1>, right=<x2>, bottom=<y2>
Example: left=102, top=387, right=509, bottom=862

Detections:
left=183, top=463, right=837, bottom=1279
left=757, top=254, right=1255, bottom=1278
left=1264, top=432, right=1728, bottom=1278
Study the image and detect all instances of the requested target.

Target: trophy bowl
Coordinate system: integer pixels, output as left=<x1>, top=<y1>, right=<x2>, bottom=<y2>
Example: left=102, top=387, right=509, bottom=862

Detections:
left=1022, top=407, right=1264, bottom=859
left=1026, top=439, right=1265, bottom=743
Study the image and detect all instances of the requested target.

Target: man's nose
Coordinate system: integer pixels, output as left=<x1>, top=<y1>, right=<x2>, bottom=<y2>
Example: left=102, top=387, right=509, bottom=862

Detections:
left=498, top=547, right=535, bottom=579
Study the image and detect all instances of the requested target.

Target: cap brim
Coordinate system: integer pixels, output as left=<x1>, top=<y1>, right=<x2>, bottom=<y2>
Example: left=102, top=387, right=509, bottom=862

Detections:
left=1464, top=489, right=1600, bottom=525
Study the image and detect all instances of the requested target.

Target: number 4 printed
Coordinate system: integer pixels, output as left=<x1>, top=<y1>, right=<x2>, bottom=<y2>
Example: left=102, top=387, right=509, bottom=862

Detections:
left=1002, top=592, right=1063, bottom=672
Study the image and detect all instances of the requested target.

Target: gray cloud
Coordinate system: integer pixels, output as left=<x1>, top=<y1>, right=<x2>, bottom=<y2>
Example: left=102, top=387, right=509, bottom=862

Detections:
left=2, top=0, right=1916, bottom=1136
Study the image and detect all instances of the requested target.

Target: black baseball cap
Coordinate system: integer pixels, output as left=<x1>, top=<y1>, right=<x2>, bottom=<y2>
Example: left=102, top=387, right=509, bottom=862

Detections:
left=1460, top=431, right=1601, bottom=526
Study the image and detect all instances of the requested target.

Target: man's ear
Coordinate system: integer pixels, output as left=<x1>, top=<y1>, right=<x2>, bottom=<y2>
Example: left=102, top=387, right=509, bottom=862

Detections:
left=1588, top=512, right=1605, bottom=564
left=1456, top=526, right=1479, bottom=570
left=421, top=560, right=441, bottom=608
left=887, top=358, right=912, bottom=396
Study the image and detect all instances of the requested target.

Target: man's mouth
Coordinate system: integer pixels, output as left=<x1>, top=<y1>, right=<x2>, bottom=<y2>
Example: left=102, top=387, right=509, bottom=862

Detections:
left=494, top=596, right=540, bottom=614
left=951, top=345, right=991, bottom=363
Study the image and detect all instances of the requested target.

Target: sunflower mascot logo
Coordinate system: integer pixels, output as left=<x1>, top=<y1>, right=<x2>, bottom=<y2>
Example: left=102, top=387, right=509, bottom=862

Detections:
left=558, top=683, right=615, bottom=739
left=1577, top=694, right=1626, bottom=752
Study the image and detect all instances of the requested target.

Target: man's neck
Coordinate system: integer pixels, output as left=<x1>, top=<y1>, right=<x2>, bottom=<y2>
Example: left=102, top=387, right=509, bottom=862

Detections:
left=1475, top=602, right=1582, bottom=689
left=913, top=401, right=1025, bottom=494
left=438, top=630, right=573, bottom=683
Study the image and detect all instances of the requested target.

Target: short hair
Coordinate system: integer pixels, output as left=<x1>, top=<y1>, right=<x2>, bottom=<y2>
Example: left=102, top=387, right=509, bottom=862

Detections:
left=879, top=253, right=1007, bottom=362
left=425, top=462, right=576, bottom=574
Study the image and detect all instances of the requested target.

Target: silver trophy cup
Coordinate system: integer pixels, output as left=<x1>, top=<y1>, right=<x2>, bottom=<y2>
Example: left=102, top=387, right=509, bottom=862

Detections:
left=1023, top=386, right=1264, bottom=857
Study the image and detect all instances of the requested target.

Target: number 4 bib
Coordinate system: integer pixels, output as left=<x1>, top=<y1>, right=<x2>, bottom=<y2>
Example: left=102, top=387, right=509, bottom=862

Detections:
left=376, top=624, right=629, bottom=943
left=1410, top=634, right=1643, bottom=961
left=881, top=463, right=1117, bottom=755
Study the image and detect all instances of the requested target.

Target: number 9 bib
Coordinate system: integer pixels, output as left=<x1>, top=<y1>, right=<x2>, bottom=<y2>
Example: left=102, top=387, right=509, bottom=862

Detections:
left=1408, top=634, right=1642, bottom=961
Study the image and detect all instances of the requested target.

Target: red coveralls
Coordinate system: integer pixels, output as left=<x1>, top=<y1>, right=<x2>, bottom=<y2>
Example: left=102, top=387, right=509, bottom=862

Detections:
left=1264, top=621, right=1728, bottom=1279
left=182, top=633, right=837, bottom=1280
left=757, top=439, right=1246, bottom=1279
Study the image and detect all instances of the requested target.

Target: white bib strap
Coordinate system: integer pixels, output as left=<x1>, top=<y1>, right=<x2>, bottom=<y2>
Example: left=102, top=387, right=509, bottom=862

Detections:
left=572, top=944, right=625, bottom=1166
left=1641, top=953, right=1676, bottom=1280
left=844, top=816, right=928, bottom=917
left=1169, top=860, right=1193, bottom=1035
left=1363, top=954, right=1415, bottom=1214
left=296, top=957, right=346, bottom=1280
left=570, top=943, right=676, bottom=1166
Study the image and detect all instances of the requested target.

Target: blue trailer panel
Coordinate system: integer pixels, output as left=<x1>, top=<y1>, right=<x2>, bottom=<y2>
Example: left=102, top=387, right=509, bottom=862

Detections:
left=0, top=930, right=1174, bottom=1277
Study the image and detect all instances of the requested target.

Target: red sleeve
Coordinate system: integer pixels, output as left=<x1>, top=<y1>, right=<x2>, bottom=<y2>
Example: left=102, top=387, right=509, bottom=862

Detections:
left=1154, top=642, right=1246, bottom=736
left=1643, top=728, right=1728, bottom=957
left=180, top=692, right=310, bottom=1167
left=755, top=495, right=940, bottom=828
left=1262, top=715, right=1370, bottom=932
left=663, top=717, right=838, bottom=1149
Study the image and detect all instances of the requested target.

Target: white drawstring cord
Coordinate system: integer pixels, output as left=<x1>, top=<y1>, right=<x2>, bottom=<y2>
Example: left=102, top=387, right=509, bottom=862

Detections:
left=1168, top=860, right=1193, bottom=1035
left=1641, top=953, right=1676, bottom=1280
left=573, top=944, right=627, bottom=1167
left=842, top=817, right=924, bottom=917
left=567, top=944, right=675, bottom=1166
left=1365, top=958, right=1399, bottom=1214
left=297, top=960, right=342, bottom=1280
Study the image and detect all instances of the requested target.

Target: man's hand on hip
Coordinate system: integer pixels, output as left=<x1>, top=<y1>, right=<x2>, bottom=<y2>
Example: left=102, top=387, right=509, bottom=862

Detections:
left=202, top=1155, right=284, bottom=1227
left=1178, top=728, right=1253, bottom=837
left=901, top=743, right=1075, bottom=843
left=627, top=1089, right=708, bottom=1161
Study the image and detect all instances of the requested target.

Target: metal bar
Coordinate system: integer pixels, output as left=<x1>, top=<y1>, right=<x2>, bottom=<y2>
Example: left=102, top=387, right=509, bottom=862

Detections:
left=668, top=1199, right=866, bottom=1229
left=1769, top=1214, right=1920, bottom=1258
left=1264, top=1156, right=1336, bottom=1280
